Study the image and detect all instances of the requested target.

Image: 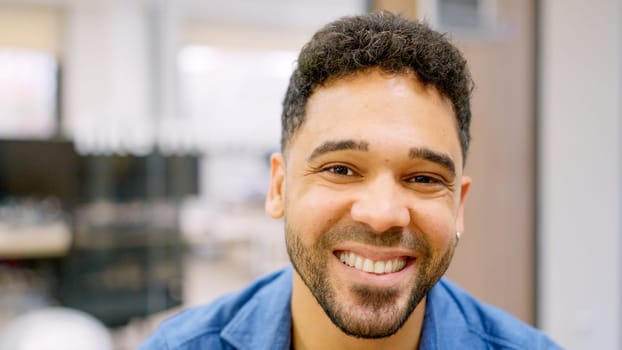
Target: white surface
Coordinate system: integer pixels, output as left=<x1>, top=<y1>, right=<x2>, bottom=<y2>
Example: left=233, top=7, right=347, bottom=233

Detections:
left=0, top=307, right=113, bottom=350
left=539, top=0, right=622, bottom=349
left=0, top=49, right=57, bottom=139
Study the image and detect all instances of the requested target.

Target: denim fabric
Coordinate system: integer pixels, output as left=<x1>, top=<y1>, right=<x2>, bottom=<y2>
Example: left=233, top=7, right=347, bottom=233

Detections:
left=138, top=267, right=562, bottom=350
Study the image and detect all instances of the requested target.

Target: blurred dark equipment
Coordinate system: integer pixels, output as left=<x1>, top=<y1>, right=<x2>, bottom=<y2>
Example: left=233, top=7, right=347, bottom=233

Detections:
left=0, top=139, right=199, bottom=327
left=59, top=201, right=183, bottom=327
left=0, top=140, right=80, bottom=208
left=80, top=153, right=199, bottom=202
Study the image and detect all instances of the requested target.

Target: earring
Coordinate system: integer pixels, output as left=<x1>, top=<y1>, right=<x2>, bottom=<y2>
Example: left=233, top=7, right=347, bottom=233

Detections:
left=456, top=231, right=461, bottom=242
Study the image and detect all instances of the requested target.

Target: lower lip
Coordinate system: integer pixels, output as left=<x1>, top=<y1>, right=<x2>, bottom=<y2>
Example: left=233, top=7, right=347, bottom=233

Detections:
left=333, top=255, right=415, bottom=287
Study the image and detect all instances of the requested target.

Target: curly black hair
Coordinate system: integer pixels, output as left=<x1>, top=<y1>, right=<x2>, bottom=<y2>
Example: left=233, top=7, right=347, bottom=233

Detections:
left=281, top=11, right=474, bottom=164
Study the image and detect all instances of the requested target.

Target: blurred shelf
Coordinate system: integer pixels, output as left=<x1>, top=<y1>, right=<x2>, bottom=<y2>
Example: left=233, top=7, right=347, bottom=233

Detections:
left=0, top=222, right=71, bottom=259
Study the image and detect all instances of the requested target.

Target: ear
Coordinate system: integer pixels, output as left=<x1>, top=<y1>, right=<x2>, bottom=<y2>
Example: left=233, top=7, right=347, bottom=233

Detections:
left=265, top=153, right=286, bottom=218
left=455, top=175, right=472, bottom=234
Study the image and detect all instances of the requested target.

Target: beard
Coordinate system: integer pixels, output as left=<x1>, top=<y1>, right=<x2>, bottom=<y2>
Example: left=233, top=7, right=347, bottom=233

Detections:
left=285, top=220, right=454, bottom=339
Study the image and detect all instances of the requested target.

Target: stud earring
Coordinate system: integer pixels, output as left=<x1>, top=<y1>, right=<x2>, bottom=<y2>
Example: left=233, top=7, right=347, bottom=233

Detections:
left=456, top=231, right=461, bottom=242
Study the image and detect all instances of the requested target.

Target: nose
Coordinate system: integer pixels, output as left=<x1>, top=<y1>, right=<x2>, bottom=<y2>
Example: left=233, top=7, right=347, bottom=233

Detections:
left=350, top=174, right=411, bottom=233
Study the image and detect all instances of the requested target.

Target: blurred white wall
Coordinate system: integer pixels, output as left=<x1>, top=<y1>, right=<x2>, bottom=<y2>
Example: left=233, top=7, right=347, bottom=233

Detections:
left=57, top=0, right=366, bottom=155
left=539, top=0, right=622, bottom=349
left=64, top=1, right=153, bottom=154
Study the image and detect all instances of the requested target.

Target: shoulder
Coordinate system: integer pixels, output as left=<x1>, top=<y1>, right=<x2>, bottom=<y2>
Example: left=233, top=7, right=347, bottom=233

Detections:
left=138, top=268, right=292, bottom=350
left=426, top=278, right=562, bottom=350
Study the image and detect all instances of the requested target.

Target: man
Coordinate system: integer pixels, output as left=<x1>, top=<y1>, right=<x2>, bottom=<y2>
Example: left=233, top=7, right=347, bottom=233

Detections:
left=140, top=12, right=561, bottom=349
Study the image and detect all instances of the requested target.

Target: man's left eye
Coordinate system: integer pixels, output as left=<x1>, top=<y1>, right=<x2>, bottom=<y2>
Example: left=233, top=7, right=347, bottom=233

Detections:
left=408, top=175, right=441, bottom=184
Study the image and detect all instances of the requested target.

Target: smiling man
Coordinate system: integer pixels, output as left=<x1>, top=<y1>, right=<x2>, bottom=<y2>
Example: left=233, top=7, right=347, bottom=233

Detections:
left=140, top=12, right=561, bottom=350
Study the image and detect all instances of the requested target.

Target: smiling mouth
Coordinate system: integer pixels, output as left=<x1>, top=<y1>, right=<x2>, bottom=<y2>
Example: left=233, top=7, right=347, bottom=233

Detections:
left=336, top=251, right=409, bottom=275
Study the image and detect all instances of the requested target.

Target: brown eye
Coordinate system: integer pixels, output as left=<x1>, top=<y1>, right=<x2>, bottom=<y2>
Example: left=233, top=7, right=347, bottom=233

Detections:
left=326, top=165, right=354, bottom=176
left=409, top=175, right=441, bottom=184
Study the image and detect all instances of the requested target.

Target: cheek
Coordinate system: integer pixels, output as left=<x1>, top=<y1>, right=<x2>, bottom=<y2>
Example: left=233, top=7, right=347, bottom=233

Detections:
left=286, top=186, right=349, bottom=242
left=411, top=200, right=457, bottom=247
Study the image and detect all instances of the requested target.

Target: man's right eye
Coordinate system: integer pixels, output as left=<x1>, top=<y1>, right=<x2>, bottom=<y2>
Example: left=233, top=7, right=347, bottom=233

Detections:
left=324, top=165, right=354, bottom=176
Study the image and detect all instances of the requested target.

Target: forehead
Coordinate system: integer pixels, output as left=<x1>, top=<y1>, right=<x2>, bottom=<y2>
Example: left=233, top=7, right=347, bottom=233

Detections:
left=289, top=70, right=462, bottom=166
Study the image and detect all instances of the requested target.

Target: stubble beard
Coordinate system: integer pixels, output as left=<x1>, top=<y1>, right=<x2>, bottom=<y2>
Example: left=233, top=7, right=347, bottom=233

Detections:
left=285, top=221, right=454, bottom=339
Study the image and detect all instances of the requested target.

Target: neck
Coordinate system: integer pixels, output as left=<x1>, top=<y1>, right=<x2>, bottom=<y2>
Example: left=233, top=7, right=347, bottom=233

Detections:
left=290, top=271, right=426, bottom=350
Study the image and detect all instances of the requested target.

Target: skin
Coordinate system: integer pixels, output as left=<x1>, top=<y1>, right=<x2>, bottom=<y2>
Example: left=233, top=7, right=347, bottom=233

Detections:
left=266, top=69, right=471, bottom=350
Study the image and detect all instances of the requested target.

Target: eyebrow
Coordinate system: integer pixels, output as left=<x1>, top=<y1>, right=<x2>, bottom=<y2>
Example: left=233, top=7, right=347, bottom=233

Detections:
left=308, top=140, right=369, bottom=161
left=409, top=147, right=456, bottom=178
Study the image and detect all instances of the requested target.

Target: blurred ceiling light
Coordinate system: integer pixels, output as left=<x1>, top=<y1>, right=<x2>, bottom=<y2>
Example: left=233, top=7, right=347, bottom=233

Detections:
left=0, top=48, right=57, bottom=140
left=177, top=45, right=297, bottom=151
left=178, top=45, right=296, bottom=78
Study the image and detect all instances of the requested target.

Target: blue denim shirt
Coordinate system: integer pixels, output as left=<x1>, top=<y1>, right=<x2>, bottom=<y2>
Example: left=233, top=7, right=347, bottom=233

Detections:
left=139, top=267, right=562, bottom=350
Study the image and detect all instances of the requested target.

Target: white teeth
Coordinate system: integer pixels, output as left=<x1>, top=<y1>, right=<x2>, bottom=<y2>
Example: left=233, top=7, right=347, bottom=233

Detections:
left=348, top=252, right=355, bottom=266
left=363, top=259, right=374, bottom=273
left=374, top=261, right=385, bottom=274
left=338, top=251, right=408, bottom=274
left=384, top=260, right=393, bottom=273
left=355, top=256, right=363, bottom=270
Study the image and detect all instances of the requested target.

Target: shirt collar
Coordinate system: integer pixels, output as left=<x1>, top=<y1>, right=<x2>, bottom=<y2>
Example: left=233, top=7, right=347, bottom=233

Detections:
left=220, top=268, right=293, bottom=350
left=419, top=278, right=472, bottom=350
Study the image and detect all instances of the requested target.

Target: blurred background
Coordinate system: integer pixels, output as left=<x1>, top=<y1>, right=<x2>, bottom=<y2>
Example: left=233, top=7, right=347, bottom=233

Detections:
left=0, top=0, right=619, bottom=349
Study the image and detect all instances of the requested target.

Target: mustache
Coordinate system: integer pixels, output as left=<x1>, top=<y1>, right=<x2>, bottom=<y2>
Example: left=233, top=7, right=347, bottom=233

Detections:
left=318, top=222, right=430, bottom=255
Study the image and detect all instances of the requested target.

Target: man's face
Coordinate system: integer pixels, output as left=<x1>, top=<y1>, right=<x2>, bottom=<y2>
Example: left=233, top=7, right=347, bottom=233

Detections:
left=266, top=70, right=470, bottom=338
